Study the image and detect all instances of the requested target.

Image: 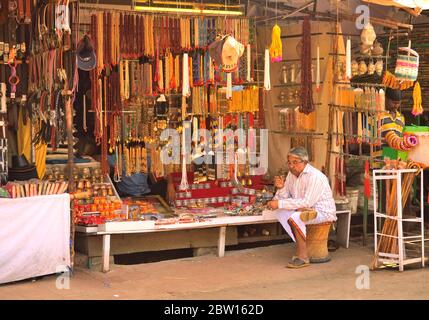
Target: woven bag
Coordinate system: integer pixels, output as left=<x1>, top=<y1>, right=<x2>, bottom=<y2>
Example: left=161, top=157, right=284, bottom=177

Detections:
left=395, top=47, right=419, bottom=81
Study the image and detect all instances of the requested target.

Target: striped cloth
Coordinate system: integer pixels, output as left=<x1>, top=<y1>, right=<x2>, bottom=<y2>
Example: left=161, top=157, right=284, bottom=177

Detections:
left=373, top=111, right=405, bottom=162
left=273, top=163, right=337, bottom=223
left=378, top=111, right=405, bottom=147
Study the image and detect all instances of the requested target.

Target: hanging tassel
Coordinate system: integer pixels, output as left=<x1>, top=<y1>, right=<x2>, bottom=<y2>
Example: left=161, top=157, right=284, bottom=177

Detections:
left=269, top=24, right=282, bottom=62
left=159, top=59, right=164, bottom=92
left=357, top=112, right=362, bottom=144
left=263, top=48, right=271, bottom=91
left=364, top=160, right=370, bottom=198
left=192, top=116, right=198, bottom=147
left=209, top=55, right=215, bottom=83
left=412, top=81, right=423, bottom=116
left=379, top=89, right=385, bottom=112
left=316, top=46, right=320, bottom=92
left=346, top=38, right=351, bottom=79
left=179, top=121, right=189, bottom=191
left=182, top=53, right=191, bottom=97
left=246, top=44, right=251, bottom=82
left=226, top=73, right=232, bottom=100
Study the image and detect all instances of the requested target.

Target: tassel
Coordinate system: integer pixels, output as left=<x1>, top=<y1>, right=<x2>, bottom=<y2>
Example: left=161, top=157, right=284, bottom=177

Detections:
left=263, top=49, right=271, bottom=91
left=357, top=112, right=362, bottom=144
left=209, top=55, right=214, bottom=83
left=364, top=160, right=370, bottom=198
left=159, top=59, right=164, bottom=92
left=179, top=121, right=190, bottom=191
left=346, top=38, right=351, bottom=79
left=379, top=89, right=385, bottom=112
left=226, top=73, right=232, bottom=99
left=246, top=44, right=251, bottom=82
left=412, top=81, right=423, bottom=116
left=192, top=116, right=198, bottom=147
left=182, top=53, right=191, bottom=97
left=269, top=24, right=282, bottom=62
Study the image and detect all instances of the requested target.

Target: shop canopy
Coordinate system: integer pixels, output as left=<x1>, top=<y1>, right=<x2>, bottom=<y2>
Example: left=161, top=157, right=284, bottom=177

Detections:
left=363, top=0, right=429, bottom=15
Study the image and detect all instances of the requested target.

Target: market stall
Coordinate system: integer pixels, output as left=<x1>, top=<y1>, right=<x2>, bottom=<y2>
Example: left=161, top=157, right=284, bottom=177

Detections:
left=1, top=0, right=428, bottom=276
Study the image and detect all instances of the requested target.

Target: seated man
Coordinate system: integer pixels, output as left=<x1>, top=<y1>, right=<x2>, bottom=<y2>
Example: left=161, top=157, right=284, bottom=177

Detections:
left=267, top=147, right=337, bottom=269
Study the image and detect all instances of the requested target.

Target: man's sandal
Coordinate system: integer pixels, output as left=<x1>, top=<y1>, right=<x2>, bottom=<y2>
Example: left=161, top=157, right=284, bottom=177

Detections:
left=286, top=257, right=310, bottom=269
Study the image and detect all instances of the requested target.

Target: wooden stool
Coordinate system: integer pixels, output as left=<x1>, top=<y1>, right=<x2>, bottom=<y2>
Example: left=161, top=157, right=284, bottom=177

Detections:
left=306, top=222, right=332, bottom=263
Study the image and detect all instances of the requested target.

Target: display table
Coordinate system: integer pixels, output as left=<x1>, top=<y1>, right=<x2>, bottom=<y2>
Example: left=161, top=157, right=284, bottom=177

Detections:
left=96, top=212, right=280, bottom=272
left=0, top=194, right=71, bottom=284
left=79, top=210, right=350, bottom=272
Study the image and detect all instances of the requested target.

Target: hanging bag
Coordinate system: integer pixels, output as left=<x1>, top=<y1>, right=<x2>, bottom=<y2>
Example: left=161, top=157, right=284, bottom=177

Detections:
left=395, top=47, right=419, bottom=81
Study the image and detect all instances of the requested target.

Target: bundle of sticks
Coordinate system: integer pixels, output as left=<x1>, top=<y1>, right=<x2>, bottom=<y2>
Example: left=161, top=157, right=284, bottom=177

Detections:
left=3, top=180, right=69, bottom=199
left=371, top=160, right=421, bottom=270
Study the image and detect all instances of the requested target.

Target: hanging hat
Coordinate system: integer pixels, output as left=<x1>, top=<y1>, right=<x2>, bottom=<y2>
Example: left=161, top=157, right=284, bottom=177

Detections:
left=386, top=87, right=402, bottom=101
left=8, top=154, right=38, bottom=181
left=208, top=35, right=228, bottom=69
left=221, top=36, right=244, bottom=73
left=361, top=23, right=376, bottom=47
left=76, top=35, right=96, bottom=71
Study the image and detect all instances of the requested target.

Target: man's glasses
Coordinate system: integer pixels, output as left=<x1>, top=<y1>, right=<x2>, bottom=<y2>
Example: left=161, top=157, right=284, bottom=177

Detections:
left=287, top=160, right=304, bottom=166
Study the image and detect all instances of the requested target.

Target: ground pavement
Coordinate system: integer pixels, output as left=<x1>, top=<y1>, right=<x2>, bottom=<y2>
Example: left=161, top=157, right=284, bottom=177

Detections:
left=1, top=240, right=428, bottom=300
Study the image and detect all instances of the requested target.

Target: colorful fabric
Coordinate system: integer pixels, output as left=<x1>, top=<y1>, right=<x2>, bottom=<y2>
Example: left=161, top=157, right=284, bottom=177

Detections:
left=378, top=111, right=405, bottom=147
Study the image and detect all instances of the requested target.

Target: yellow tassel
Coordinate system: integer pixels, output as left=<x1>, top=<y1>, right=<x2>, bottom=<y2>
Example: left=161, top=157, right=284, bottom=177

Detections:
left=412, top=81, right=423, bottom=116
left=269, top=24, right=282, bottom=62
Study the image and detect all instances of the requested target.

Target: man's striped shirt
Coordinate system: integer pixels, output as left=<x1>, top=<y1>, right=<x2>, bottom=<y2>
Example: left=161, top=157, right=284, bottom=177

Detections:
left=273, top=163, right=337, bottom=221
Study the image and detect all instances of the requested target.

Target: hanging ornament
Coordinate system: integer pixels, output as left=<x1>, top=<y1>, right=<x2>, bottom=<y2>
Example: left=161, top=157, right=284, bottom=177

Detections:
left=379, top=88, right=385, bottom=112
left=367, top=60, right=375, bottom=75
left=269, top=24, right=282, bottom=62
left=375, top=59, right=383, bottom=76
left=226, top=72, right=233, bottom=99
left=182, top=53, right=191, bottom=97
left=346, top=38, right=351, bottom=79
left=412, top=81, right=423, bottom=116
left=246, top=44, right=251, bottom=82
left=351, top=60, right=359, bottom=77
left=361, top=23, right=376, bottom=47
left=179, top=121, right=190, bottom=191
left=358, top=61, right=367, bottom=76
left=263, top=48, right=271, bottom=90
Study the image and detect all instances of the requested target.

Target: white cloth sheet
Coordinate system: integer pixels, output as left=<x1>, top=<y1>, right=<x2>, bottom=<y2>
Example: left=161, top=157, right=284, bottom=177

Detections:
left=0, top=194, right=70, bottom=284
left=276, top=209, right=333, bottom=242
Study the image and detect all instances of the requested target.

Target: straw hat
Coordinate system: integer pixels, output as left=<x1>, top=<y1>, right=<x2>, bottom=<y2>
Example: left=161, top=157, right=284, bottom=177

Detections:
left=221, top=36, right=244, bottom=73
left=208, top=35, right=228, bottom=69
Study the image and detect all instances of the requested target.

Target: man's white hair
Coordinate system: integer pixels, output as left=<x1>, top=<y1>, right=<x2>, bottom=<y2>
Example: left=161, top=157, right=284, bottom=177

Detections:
left=288, top=147, right=309, bottom=162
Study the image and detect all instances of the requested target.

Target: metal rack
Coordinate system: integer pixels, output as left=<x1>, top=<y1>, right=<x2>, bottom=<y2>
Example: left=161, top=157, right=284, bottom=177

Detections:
left=372, top=169, right=425, bottom=272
